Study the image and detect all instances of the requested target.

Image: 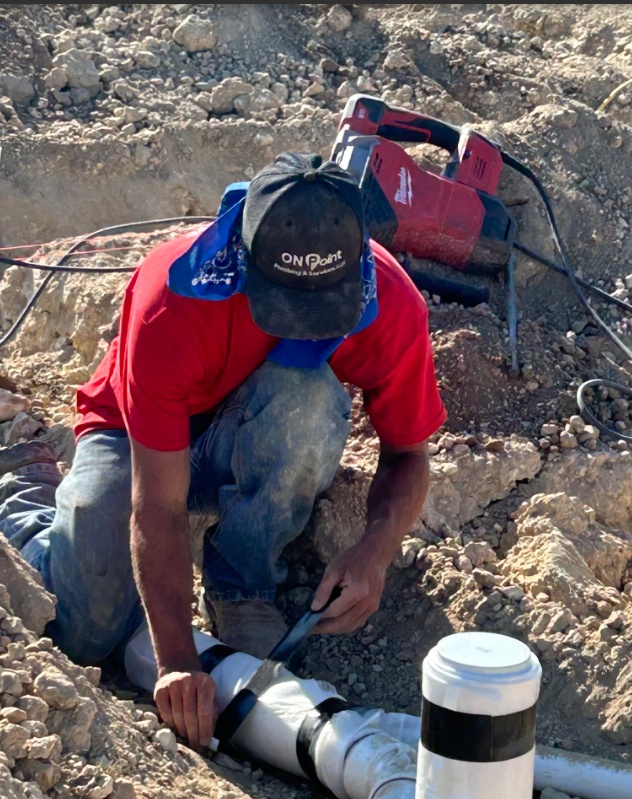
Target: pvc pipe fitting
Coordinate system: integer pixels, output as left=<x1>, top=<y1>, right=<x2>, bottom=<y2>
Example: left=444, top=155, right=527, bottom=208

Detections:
left=125, top=624, right=418, bottom=799
left=416, top=632, right=542, bottom=799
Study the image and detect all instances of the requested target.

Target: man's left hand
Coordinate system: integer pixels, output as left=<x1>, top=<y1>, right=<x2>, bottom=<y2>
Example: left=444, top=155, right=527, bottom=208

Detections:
left=311, top=544, right=387, bottom=634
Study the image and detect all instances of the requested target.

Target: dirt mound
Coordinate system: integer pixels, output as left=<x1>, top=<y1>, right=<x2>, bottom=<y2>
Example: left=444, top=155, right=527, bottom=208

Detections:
left=0, top=534, right=254, bottom=799
left=2, top=5, right=632, bottom=799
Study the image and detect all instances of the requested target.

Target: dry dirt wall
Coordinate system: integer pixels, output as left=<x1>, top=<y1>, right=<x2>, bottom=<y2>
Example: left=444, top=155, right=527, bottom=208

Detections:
left=0, top=117, right=337, bottom=245
left=2, top=5, right=632, bottom=799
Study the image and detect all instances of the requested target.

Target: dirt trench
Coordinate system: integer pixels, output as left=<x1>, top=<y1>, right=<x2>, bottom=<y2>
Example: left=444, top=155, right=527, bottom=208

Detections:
left=1, top=5, right=632, bottom=799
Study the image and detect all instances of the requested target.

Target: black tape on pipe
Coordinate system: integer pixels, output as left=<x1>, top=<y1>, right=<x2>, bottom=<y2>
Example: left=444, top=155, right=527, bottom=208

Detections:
left=214, top=586, right=343, bottom=747
left=213, top=659, right=287, bottom=743
left=199, top=644, right=238, bottom=674
left=295, top=697, right=354, bottom=783
left=421, top=698, right=537, bottom=763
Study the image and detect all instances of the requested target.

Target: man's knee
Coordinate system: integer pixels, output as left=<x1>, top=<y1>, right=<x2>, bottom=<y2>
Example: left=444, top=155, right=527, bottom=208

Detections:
left=47, top=588, right=143, bottom=666
left=231, top=366, right=350, bottom=501
left=37, top=431, right=137, bottom=663
left=246, top=361, right=351, bottom=436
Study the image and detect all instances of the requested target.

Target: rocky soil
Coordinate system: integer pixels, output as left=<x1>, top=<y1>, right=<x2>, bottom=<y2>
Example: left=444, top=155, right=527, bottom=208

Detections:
left=2, top=4, right=632, bottom=799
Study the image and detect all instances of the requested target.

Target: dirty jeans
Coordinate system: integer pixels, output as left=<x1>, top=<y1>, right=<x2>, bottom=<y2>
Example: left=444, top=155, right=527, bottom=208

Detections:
left=0, top=362, right=351, bottom=665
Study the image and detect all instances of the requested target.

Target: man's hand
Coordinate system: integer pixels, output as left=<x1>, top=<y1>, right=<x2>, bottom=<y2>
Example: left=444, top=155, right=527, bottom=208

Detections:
left=154, top=669, right=219, bottom=749
left=311, top=444, right=430, bottom=636
left=311, top=544, right=387, bottom=634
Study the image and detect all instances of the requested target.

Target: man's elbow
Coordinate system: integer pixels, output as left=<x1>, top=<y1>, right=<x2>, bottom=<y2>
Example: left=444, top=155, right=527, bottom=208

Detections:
left=380, top=439, right=430, bottom=468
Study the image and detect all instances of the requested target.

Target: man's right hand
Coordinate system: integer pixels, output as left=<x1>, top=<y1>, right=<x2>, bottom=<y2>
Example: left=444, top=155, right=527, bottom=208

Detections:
left=154, top=670, right=218, bottom=749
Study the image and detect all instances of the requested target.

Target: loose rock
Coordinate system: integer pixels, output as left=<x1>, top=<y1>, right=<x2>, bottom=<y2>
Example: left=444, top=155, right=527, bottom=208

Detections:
left=173, top=15, right=216, bottom=53
left=33, top=668, right=79, bottom=710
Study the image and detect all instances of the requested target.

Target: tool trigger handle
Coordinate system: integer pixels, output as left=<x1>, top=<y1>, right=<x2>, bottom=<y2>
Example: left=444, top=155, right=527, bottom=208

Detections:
left=338, top=93, right=462, bottom=153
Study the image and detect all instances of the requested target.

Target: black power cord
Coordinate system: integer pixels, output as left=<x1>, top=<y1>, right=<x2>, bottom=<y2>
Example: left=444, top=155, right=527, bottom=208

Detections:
left=0, top=256, right=139, bottom=274
left=0, top=216, right=215, bottom=274
left=514, top=242, right=632, bottom=441
left=513, top=242, right=632, bottom=315
left=503, top=152, right=632, bottom=440
left=0, top=216, right=214, bottom=350
left=504, top=152, right=632, bottom=365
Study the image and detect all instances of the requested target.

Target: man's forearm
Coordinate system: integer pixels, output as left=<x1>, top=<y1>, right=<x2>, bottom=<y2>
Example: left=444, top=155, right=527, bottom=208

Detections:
left=131, top=508, right=199, bottom=676
left=362, top=445, right=430, bottom=566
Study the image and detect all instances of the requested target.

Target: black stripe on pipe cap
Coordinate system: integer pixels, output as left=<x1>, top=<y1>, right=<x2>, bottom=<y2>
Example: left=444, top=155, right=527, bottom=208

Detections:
left=421, top=697, right=537, bottom=763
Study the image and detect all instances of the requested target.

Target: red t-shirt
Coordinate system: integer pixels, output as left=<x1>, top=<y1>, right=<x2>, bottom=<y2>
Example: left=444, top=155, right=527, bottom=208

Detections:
left=75, top=233, right=447, bottom=451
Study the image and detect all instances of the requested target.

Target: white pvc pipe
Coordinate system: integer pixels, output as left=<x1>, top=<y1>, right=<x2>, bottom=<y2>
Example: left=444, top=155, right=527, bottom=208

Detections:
left=124, top=626, right=632, bottom=799
left=534, top=745, right=632, bottom=799
left=124, top=625, right=417, bottom=799
left=372, top=714, right=632, bottom=799
left=374, top=712, right=420, bottom=749
left=313, top=708, right=417, bottom=799
left=342, top=733, right=416, bottom=799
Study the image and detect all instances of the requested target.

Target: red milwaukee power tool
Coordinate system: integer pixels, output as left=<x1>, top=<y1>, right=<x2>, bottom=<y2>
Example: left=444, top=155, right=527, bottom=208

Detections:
left=331, top=95, right=632, bottom=436
left=332, top=94, right=516, bottom=275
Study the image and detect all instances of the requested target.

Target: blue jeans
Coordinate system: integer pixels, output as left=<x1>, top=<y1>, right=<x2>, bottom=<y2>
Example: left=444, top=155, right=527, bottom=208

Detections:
left=0, top=362, right=351, bottom=665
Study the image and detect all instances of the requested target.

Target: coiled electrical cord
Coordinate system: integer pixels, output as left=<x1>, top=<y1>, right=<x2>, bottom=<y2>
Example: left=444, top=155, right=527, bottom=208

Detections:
left=0, top=216, right=213, bottom=350
left=576, top=379, right=632, bottom=444
left=515, top=237, right=632, bottom=439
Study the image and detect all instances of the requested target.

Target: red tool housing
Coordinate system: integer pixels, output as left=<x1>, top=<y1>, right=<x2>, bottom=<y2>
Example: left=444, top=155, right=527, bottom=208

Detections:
left=332, top=95, right=515, bottom=274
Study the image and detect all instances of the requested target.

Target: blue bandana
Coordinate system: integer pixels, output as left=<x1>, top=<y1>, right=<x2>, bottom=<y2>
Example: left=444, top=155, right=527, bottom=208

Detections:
left=168, top=183, right=378, bottom=368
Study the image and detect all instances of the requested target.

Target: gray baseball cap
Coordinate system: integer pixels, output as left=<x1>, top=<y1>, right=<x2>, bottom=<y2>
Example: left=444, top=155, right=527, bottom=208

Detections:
left=242, top=152, right=365, bottom=340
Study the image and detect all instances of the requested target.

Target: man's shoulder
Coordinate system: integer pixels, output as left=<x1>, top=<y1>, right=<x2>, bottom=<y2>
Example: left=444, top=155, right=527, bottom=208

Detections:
left=138, top=225, right=208, bottom=276
left=369, top=239, right=400, bottom=269
left=131, top=225, right=214, bottom=316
